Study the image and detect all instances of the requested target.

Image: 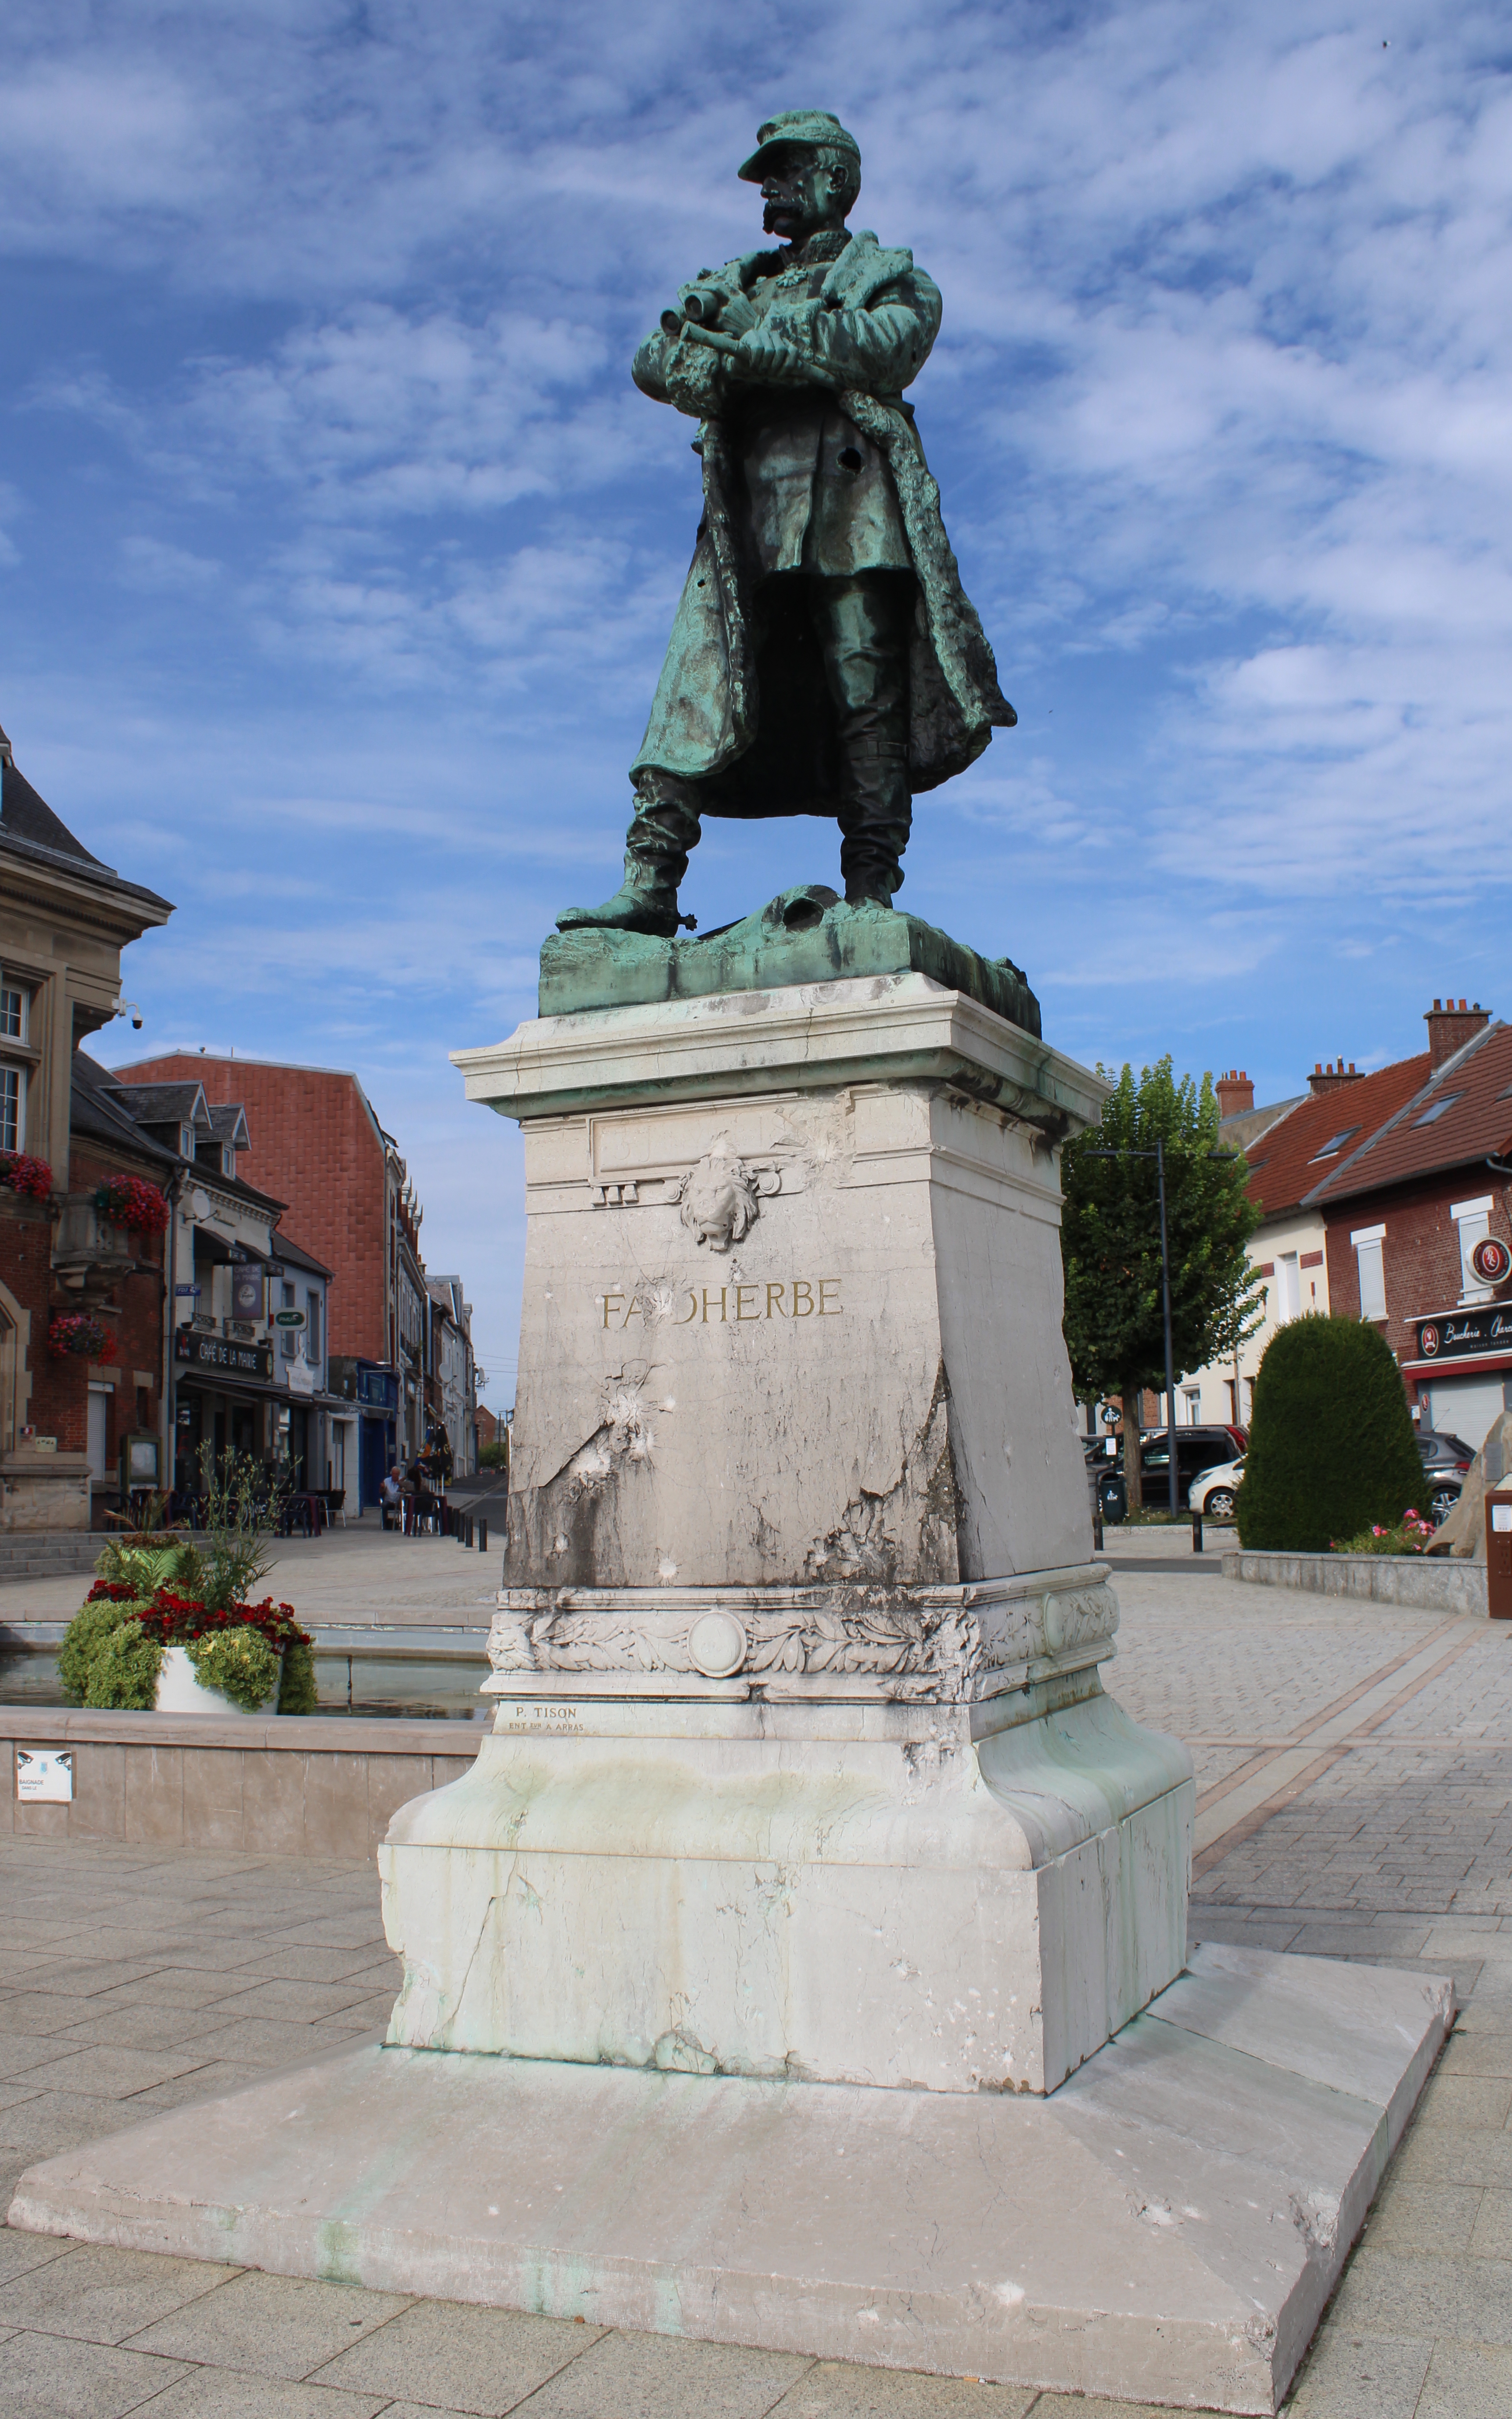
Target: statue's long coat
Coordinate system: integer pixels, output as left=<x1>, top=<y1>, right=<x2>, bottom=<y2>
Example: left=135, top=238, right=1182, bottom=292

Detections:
left=631, top=230, right=1015, bottom=814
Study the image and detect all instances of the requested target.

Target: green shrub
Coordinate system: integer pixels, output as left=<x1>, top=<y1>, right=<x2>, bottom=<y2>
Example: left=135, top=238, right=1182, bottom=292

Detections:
left=1237, top=1315, right=1424, bottom=1553
left=478, top=1439, right=510, bottom=1469
left=59, top=1596, right=149, bottom=1705
left=188, top=1628, right=280, bottom=1712
left=83, top=1617, right=163, bottom=1710
left=277, top=1638, right=319, bottom=1715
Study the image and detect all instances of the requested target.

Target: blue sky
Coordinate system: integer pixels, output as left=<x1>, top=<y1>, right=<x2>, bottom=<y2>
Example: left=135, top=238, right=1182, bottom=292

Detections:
left=4, top=4, right=1508, bottom=1407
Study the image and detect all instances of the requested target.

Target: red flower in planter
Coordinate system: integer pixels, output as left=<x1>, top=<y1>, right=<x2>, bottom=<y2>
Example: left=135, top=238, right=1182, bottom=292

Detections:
left=48, top=1313, right=118, bottom=1362
left=0, top=1152, right=52, bottom=1201
left=93, top=1176, right=171, bottom=1235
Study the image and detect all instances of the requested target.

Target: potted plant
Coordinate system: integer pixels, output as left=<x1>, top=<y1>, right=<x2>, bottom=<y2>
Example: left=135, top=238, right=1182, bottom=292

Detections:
left=59, top=1454, right=318, bottom=1716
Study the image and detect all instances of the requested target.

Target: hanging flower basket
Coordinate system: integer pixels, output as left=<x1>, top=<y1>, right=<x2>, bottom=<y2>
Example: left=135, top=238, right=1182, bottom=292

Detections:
left=0, top=1151, right=52, bottom=1202
left=48, top=1312, right=118, bottom=1362
left=93, top=1175, right=171, bottom=1235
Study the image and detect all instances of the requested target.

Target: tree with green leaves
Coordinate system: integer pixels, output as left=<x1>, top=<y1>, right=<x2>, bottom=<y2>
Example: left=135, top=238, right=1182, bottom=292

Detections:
left=1061, top=1058, right=1263, bottom=1508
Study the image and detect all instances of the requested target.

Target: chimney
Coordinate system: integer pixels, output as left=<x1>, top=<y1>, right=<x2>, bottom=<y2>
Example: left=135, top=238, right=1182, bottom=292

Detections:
left=1425, top=997, right=1490, bottom=1072
left=1215, top=1069, right=1254, bottom=1118
left=1307, top=1057, right=1363, bottom=1098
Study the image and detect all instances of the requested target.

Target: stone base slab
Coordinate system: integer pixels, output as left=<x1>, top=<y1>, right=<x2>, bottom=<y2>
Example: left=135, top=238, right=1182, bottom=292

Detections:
left=8, top=1942, right=1451, bottom=2416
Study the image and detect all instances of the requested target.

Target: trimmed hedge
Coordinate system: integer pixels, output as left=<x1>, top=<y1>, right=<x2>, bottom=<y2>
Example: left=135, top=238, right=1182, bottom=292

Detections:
left=1237, top=1314, right=1424, bottom=1553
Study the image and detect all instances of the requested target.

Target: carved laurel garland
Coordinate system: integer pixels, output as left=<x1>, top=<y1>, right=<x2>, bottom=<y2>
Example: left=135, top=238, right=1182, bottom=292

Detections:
left=487, top=1582, right=1117, bottom=1697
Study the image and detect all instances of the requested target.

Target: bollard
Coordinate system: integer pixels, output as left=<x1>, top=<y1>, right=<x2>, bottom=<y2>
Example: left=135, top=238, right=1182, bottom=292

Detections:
left=1487, top=1483, right=1512, bottom=1619
left=1092, top=1510, right=1103, bottom=1553
left=478, top=1519, right=488, bottom=1552
left=467, top=1516, right=475, bottom=1548
left=1192, top=1510, right=1203, bottom=1554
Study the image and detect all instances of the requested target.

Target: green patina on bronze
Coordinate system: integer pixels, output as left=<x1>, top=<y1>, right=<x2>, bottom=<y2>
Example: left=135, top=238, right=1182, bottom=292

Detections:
left=555, top=110, right=1022, bottom=950
left=540, top=887, right=1040, bottom=1037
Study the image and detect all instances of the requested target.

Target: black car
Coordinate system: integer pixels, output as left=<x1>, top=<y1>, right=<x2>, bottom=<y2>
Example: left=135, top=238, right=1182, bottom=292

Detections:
left=1415, top=1429, right=1475, bottom=1525
left=1091, top=1425, right=1246, bottom=1520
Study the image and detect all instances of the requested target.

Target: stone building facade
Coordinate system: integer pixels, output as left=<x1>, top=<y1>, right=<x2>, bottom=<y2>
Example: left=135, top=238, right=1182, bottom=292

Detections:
left=0, top=725, right=172, bottom=1529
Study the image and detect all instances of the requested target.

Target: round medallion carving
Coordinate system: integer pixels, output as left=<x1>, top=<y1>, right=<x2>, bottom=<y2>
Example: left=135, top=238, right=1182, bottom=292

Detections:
left=687, top=1610, right=747, bottom=1678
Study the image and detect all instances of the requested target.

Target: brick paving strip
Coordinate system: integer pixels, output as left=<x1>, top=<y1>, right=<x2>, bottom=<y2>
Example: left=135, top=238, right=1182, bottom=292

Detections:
left=1, top=1563, right=1510, bottom=2415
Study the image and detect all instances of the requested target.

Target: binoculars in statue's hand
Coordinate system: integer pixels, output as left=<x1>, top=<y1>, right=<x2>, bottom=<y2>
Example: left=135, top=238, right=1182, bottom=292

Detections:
left=661, top=277, right=737, bottom=338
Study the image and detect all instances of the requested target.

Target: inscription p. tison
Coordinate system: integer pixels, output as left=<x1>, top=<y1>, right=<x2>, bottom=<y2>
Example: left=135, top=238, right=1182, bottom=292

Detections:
left=600, top=1278, right=842, bottom=1329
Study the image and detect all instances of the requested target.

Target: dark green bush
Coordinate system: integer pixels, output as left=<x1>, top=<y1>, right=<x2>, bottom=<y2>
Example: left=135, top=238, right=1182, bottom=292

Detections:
left=75, top=1611, right=163, bottom=1710
left=59, top=1597, right=150, bottom=1705
left=1237, top=1315, right=1424, bottom=1553
left=277, top=1639, right=319, bottom=1715
left=188, top=1628, right=280, bottom=1711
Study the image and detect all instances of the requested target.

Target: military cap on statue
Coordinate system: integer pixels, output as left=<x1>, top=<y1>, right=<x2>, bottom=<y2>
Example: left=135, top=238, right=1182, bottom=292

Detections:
left=738, top=109, right=862, bottom=181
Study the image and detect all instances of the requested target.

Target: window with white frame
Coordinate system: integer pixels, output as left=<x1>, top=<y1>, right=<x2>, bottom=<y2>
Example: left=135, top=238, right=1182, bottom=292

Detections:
left=1275, top=1252, right=1302, bottom=1321
left=1182, top=1386, right=1200, bottom=1424
left=179, top=1123, right=196, bottom=1160
left=1452, top=1195, right=1494, bottom=1303
left=1352, top=1224, right=1388, bottom=1320
left=0, top=979, right=30, bottom=1153
left=220, top=1143, right=236, bottom=1179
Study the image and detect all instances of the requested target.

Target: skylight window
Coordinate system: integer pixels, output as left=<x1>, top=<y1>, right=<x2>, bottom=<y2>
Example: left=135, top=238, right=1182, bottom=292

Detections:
left=1413, top=1093, right=1464, bottom=1127
left=1310, top=1126, right=1361, bottom=1161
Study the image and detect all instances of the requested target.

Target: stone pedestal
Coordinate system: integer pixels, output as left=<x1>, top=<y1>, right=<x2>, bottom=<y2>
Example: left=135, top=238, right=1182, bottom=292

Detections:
left=7, top=947, right=1454, bottom=2413
left=378, top=969, right=1195, bottom=2094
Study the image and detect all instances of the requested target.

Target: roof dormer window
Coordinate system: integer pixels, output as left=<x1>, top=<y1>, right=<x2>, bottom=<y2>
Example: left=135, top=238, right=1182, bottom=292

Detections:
left=221, top=1144, right=236, bottom=1179
left=1309, top=1125, right=1361, bottom=1162
left=179, top=1124, right=196, bottom=1160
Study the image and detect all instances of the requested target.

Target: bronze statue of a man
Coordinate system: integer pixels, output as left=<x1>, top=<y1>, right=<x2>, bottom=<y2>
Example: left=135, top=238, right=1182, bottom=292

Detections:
left=559, top=109, right=1015, bottom=940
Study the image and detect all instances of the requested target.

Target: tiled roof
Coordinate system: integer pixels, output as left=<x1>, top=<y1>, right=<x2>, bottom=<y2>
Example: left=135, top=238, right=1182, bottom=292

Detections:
left=1244, top=1054, right=1433, bottom=1221
left=207, top=1103, right=252, bottom=1148
left=105, top=1082, right=213, bottom=1128
left=1, top=750, right=172, bottom=912
left=1303, top=1020, right=1512, bottom=1206
left=72, top=1053, right=180, bottom=1168
left=1219, top=1093, right=1307, bottom=1154
left=271, top=1231, right=333, bottom=1279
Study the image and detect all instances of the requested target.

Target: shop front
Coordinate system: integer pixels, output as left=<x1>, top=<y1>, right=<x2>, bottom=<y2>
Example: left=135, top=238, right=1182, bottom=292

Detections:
left=1403, top=1303, right=1512, bottom=1450
left=172, top=1328, right=342, bottom=1503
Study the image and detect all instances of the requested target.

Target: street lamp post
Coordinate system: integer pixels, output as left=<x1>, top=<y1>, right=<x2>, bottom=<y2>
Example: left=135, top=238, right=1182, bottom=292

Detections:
left=1083, top=1140, right=1240, bottom=1518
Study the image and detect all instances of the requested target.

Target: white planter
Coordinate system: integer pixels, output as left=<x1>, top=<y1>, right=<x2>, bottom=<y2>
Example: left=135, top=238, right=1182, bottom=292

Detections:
left=154, top=1643, right=281, bottom=1718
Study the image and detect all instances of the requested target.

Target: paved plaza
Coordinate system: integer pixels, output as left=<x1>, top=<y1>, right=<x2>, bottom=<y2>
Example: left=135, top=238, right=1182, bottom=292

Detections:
left=3, top=1554, right=1511, bottom=2416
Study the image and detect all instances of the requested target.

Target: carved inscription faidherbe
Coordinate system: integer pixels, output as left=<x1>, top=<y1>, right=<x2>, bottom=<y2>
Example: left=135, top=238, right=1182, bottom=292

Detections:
left=601, top=1277, right=841, bottom=1328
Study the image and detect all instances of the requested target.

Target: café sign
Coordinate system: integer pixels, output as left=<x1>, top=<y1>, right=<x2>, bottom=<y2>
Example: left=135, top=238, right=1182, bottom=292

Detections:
left=1415, top=1307, right=1512, bottom=1364
left=174, top=1330, right=274, bottom=1380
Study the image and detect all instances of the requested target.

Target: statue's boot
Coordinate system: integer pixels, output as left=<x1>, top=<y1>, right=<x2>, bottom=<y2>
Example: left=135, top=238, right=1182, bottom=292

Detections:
left=838, top=732, right=912, bottom=910
left=817, top=571, right=915, bottom=910
left=556, top=781, right=702, bottom=938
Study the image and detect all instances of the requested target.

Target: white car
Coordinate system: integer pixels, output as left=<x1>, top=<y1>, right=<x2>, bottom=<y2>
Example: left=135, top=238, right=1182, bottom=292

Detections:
left=1189, top=1458, right=1245, bottom=1520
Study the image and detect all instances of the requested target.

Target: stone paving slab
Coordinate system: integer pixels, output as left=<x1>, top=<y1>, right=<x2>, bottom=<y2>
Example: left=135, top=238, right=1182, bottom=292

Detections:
left=1, top=1555, right=1509, bottom=2414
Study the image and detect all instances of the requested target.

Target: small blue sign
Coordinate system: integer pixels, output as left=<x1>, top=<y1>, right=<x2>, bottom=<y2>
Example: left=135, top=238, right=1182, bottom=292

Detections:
left=174, top=1284, right=201, bottom=1297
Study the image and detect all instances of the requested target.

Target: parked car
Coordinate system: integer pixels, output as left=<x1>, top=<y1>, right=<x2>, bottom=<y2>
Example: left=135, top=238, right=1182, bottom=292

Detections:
left=1094, top=1425, right=1248, bottom=1519
left=1189, top=1458, right=1245, bottom=1520
left=1415, top=1429, right=1473, bottom=1525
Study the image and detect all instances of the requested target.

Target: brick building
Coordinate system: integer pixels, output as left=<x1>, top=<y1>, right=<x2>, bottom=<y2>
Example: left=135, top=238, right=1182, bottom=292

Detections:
left=118, top=1051, right=468, bottom=1501
left=115, top=1056, right=399, bottom=1362
left=1182, top=1052, right=1428, bottom=1432
left=1304, top=1001, right=1512, bottom=1449
left=1, top=724, right=173, bottom=1530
